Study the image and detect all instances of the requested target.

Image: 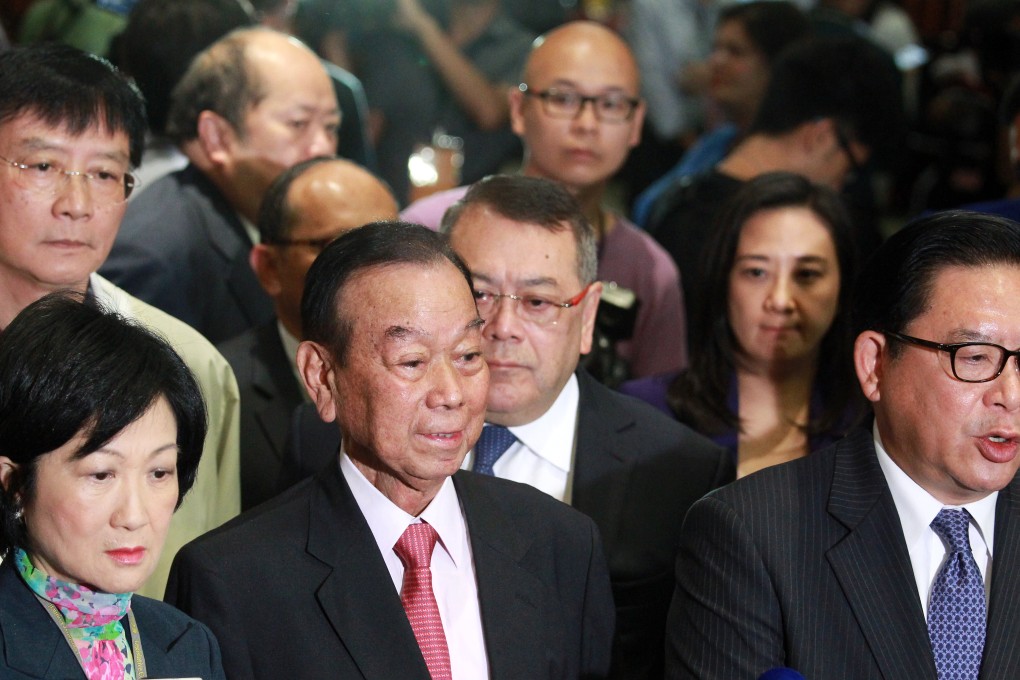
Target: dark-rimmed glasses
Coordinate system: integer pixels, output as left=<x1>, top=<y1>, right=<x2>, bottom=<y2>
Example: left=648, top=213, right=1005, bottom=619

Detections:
left=474, top=283, right=592, bottom=326
left=885, top=331, right=1020, bottom=383
left=264, top=235, right=336, bottom=253
left=518, top=84, right=640, bottom=123
left=0, top=154, right=137, bottom=203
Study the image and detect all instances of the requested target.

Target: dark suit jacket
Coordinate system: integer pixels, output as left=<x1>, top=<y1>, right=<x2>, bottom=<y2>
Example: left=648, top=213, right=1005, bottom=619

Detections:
left=166, top=462, right=615, bottom=680
left=101, top=164, right=275, bottom=345
left=218, top=320, right=305, bottom=511
left=0, top=559, right=225, bottom=679
left=277, top=369, right=733, bottom=680
left=666, top=427, right=1020, bottom=679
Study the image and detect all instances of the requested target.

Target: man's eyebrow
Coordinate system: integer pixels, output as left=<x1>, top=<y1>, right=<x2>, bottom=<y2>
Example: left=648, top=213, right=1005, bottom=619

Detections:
left=16, top=137, right=129, bottom=164
left=384, top=325, right=423, bottom=341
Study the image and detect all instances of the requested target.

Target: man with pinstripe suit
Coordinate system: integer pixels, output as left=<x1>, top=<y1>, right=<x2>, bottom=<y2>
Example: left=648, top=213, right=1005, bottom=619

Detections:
left=666, top=210, right=1020, bottom=679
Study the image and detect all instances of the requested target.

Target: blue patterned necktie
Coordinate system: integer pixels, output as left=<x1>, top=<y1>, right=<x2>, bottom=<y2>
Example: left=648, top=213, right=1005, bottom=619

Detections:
left=927, top=508, right=986, bottom=680
left=471, top=424, right=516, bottom=476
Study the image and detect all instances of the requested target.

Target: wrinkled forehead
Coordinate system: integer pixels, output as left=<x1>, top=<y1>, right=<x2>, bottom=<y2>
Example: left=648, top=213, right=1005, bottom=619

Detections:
left=0, top=113, right=130, bottom=161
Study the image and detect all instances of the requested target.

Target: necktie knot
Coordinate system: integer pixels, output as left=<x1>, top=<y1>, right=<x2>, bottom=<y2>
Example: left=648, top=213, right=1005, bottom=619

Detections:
left=394, top=522, right=439, bottom=570
left=931, top=508, right=974, bottom=555
left=472, top=424, right=516, bottom=476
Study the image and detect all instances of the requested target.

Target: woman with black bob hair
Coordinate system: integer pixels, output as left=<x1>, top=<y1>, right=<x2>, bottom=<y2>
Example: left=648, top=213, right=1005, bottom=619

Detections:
left=0, top=293, right=225, bottom=679
left=622, top=172, right=866, bottom=477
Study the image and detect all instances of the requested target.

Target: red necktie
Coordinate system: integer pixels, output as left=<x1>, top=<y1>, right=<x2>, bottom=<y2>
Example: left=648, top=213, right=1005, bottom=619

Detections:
left=393, top=522, right=453, bottom=680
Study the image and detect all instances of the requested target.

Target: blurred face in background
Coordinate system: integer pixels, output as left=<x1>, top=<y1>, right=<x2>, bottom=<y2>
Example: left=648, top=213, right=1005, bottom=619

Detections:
left=709, top=18, right=770, bottom=127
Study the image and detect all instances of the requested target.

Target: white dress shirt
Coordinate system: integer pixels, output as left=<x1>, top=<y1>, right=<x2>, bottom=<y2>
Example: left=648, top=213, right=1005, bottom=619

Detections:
left=462, top=373, right=580, bottom=503
left=340, top=453, right=489, bottom=679
left=874, top=427, right=996, bottom=618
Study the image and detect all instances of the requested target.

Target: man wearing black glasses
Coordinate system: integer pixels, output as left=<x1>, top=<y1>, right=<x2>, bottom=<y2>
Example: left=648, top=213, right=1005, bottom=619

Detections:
left=0, top=43, right=241, bottom=600
left=668, top=210, right=1020, bottom=679
left=219, top=155, right=397, bottom=510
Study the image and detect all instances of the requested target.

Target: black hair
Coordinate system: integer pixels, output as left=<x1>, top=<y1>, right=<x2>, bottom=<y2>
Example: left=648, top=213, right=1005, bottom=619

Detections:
left=668, top=172, right=864, bottom=438
left=301, top=221, right=473, bottom=364
left=165, top=28, right=265, bottom=145
left=0, top=293, right=208, bottom=559
left=116, top=0, right=254, bottom=136
left=0, top=43, right=146, bottom=167
left=853, top=210, right=1020, bottom=351
left=718, top=1, right=812, bottom=63
left=440, top=174, right=598, bottom=285
left=257, top=155, right=338, bottom=243
left=750, top=35, right=903, bottom=167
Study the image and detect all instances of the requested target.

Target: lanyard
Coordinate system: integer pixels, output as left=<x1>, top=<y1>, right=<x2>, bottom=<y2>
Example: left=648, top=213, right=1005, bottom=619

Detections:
left=36, top=594, right=147, bottom=679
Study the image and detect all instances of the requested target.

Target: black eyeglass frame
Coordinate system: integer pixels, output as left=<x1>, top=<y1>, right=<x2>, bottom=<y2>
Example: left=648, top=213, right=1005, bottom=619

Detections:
left=264, top=236, right=336, bottom=252
left=884, top=330, right=1020, bottom=383
left=518, top=83, right=640, bottom=123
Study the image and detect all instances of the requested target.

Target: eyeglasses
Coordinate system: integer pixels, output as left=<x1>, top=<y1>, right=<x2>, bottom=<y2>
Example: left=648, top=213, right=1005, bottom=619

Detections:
left=885, top=331, right=1020, bottom=383
left=834, top=127, right=865, bottom=181
left=518, top=84, right=640, bottom=123
left=264, top=235, right=336, bottom=253
left=474, top=283, right=592, bottom=326
left=0, top=154, right=137, bottom=203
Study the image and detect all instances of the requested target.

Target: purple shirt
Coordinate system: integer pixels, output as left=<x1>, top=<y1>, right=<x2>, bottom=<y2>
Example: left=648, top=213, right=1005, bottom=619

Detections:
left=402, top=188, right=688, bottom=377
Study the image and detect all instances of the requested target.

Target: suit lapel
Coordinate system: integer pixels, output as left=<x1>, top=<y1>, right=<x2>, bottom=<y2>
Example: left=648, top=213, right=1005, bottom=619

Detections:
left=824, top=430, right=936, bottom=679
left=982, top=478, right=1020, bottom=678
left=305, top=465, right=431, bottom=680
left=455, top=472, right=548, bottom=679
left=250, top=323, right=304, bottom=460
left=571, top=369, right=637, bottom=545
left=0, top=562, right=79, bottom=678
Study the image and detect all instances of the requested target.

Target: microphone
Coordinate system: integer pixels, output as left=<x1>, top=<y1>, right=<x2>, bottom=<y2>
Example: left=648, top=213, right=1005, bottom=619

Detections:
left=758, top=669, right=806, bottom=680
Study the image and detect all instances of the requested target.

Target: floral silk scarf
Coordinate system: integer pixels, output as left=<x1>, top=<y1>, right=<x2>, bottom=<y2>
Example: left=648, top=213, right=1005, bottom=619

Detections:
left=15, top=548, right=136, bottom=680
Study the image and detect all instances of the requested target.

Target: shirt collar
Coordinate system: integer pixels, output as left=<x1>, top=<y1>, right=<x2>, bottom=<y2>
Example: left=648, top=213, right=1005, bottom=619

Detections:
left=339, top=452, right=467, bottom=567
left=874, top=424, right=998, bottom=554
left=506, top=373, right=580, bottom=473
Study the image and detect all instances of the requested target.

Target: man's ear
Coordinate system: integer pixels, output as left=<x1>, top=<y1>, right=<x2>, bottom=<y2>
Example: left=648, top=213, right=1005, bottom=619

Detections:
left=627, top=100, right=646, bottom=149
left=578, top=281, right=603, bottom=356
left=250, top=244, right=282, bottom=297
left=509, top=84, right=527, bottom=137
left=296, top=341, right=337, bottom=423
left=854, top=330, right=887, bottom=404
left=196, top=110, right=238, bottom=168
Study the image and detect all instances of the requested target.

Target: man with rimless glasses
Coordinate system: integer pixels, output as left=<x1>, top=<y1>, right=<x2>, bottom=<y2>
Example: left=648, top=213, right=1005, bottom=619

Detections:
left=402, top=20, right=688, bottom=381
left=667, top=210, right=1020, bottom=679
left=441, top=175, right=731, bottom=680
left=0, top=43, right=240, bottom=599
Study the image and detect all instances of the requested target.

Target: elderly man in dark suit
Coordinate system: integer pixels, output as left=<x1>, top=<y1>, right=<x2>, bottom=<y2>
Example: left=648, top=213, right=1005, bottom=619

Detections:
left=218, top=156, right=397, bottom=510
left=167, top=222, right=614, bottom=679
left=280, top=175, right=732, bottom=680
left=668, top=210, right=1020, bottom=679
left=101, top=27, right=340, bottom=344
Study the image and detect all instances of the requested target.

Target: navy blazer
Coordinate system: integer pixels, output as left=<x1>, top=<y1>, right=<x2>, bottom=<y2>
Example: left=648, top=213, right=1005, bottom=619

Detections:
left=275, top=369, right=733, bottom=680
left=101, top=165, right=275, bottom=345
left=166, top=463, right=615, bottom=679
left=218, top=320, right=305, bottom=511
left=666, top=427, right=1020, bottom=679
left=0, top=559, right=225, bottom=679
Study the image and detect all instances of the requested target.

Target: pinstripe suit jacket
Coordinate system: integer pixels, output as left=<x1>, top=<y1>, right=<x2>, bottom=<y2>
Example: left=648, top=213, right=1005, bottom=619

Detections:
left=665, top=427, right=1020, bottom=679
